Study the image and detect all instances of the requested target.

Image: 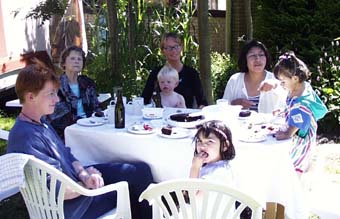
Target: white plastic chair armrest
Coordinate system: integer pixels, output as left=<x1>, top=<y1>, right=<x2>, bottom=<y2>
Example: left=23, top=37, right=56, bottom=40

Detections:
left=68, top=181, right=129, bottom=197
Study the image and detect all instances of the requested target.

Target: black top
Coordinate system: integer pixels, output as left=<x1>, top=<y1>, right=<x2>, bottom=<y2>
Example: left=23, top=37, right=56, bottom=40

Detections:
left=142, top=65, right=208, bottom=108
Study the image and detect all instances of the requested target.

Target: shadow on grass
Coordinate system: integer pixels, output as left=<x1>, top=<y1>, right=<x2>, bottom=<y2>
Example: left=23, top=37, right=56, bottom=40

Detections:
left=0, top=193, right=28, bottom=219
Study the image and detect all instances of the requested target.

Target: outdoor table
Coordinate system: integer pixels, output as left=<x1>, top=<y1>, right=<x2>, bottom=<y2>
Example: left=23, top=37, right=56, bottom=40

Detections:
left=65, top=107, right=309, bottom=219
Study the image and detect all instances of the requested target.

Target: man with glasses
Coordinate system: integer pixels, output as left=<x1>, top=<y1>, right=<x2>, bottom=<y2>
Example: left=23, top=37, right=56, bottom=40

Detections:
left=142, top=32, right=207, bottom=109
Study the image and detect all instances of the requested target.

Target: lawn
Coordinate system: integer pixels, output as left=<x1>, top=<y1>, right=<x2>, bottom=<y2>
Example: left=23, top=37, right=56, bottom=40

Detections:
left=0, top=114, right=28, bottom=219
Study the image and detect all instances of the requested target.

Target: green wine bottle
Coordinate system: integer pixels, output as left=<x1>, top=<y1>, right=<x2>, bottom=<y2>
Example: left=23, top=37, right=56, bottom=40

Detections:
left=115, top=88, right=125, bottom=128
left=152, top=91, right=162, bottom=108
left=152, top=84, right=162, bottom=108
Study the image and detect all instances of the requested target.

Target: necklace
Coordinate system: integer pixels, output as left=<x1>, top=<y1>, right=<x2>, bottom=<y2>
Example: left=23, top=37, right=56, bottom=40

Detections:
left=20, top=112, right=42, bottom=125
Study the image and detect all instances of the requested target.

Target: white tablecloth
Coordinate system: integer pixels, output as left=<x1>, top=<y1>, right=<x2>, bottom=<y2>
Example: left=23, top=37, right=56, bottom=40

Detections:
left=65, top=110, right=309, bottom=219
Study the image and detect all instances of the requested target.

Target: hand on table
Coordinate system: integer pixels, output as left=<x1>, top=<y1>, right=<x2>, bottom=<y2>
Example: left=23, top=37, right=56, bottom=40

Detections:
left=231, top=98, right=254, bottom=109
left=274, top=130, right=290, bottom=140
left=275, top=126, right=298, bottom=140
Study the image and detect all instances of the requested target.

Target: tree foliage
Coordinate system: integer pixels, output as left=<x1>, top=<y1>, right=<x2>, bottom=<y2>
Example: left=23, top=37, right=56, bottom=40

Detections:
left=254, top=0, right=340, bottom=68
left=254, top=0, right=340, bottom=132
left=85, top=0, right=199, bottom=99
left=26, top=0, right=68, bottom=23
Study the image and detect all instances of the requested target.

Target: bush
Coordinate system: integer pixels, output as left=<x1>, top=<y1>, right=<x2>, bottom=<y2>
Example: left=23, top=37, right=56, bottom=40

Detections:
left=211, top=52, right=238, bottom=101
left=254, top=0, right=340, bottom=134
left=313, top=39, right=340, bottom=134
left=255, top=0, right=340, bottom=68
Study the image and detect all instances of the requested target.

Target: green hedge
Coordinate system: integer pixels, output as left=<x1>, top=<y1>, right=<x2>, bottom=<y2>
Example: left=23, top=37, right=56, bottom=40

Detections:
left=254, top=0, right=340, bottom=133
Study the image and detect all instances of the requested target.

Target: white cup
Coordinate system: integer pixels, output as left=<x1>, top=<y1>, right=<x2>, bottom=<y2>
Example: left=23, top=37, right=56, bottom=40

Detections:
left=127, top=97, right=144, bottom=116
left=110, top=96, right=127, bottom=106
left=106, top=104, right=115, bottom=124
left=216, top=99, right=229, bottom=107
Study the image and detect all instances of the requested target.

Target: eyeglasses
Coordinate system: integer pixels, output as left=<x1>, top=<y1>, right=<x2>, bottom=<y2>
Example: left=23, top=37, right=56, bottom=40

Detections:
left=247, top=53, right=266, bottom=60
left=163, top=45, right=181, bottom=52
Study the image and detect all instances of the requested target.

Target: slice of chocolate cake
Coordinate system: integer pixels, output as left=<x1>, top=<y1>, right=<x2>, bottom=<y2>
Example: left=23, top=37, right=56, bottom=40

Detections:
left=239, top=110, right=251, bottom=117
left=170, top=113, right=204, bottom=122
left=161, top=126, right=172, bottom=135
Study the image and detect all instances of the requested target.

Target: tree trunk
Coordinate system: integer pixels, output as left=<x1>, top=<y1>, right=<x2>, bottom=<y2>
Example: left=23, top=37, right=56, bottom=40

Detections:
left=225, top=0, right=232, bottom=54
left=127, top=0, right=136, bottom=76
left=197, top=0, right=213, bottom=104
left=244, top=0, right=253, bottom=40
left=107, top=0, right=120, bottom=82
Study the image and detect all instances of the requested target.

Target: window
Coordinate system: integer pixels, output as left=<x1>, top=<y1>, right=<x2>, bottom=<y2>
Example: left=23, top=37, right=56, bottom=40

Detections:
left=193, top=0, right=226, bottom=10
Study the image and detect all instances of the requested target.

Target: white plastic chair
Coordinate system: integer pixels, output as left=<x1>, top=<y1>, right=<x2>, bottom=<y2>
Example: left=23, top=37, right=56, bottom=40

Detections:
left=139, top=178, right=263, bottom=219
left=19, top=155, right=131, bottom=219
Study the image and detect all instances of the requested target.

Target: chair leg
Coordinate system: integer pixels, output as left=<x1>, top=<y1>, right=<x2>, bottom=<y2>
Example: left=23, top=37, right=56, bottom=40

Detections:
left=265, top=203, right=285, bottom=219
left=265, top=202, right=277, bottom=219
left=276, top=203, right=285, bottom=219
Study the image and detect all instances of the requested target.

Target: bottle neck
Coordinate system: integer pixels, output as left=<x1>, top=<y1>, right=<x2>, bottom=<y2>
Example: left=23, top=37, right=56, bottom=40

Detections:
left=116, top=89, right=123, bottom=101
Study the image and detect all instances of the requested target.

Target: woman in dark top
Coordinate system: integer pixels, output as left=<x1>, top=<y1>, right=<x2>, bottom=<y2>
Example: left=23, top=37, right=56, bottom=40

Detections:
left=142, top=32, right=207, bottom=108
left=48, top=46, right=102, bottom=139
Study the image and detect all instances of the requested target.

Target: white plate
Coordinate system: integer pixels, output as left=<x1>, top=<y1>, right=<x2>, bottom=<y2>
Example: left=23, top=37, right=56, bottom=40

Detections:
left=77, top=118, right=105, bottom=127
left=166, top=112, right=205, bottom=128
left=127, top=124, right=156, bottom=135
left=150, top=119, right=166, bottom=128
left=251, top=124, right=279, bottom=136
left=143, top=114, right=163, bottom=120
left=239, top=134, right=267, bottom=143
left=158, top=127, right=191, bottom=139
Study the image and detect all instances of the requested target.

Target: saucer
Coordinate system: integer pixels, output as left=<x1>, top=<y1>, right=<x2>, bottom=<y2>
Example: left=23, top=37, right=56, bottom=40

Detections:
left=158, top=127, right=191, bottom=139
left=77, top=118, right=105, bottom=127
left=127, top=124, right=156, bottom=135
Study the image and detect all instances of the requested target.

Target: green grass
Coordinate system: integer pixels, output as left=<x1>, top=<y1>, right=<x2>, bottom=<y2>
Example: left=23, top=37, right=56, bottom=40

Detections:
left=0, top=194, right=29, bottom=219
left=0, top=116, right=15, bottom=155
left=0, top=114, right=28, bottom=218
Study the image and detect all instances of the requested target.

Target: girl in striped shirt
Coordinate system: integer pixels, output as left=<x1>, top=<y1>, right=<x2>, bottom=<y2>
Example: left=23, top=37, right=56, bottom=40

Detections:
left=273, top=51, right=328, bottom=176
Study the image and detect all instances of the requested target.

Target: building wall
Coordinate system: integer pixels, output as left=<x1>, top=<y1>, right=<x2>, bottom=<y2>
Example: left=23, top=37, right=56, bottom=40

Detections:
left=190, top=2, right=249, bottom=57
left=191, top=14, right=226, bottom=54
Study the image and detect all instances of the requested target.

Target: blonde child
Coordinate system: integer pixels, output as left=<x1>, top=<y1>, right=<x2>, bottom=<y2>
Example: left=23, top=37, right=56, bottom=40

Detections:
left=273, top=51, right=328, bottom=175
left=157, top=65, right=186, bottom=108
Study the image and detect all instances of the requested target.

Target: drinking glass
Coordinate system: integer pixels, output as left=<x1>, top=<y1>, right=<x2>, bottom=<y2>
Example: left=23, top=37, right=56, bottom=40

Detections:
left=216, top=99, right=229, bottom=107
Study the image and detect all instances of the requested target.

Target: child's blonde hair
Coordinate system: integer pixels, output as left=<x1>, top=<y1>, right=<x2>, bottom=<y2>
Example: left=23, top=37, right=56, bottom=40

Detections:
left=157, top=64, right=179, bottom=82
